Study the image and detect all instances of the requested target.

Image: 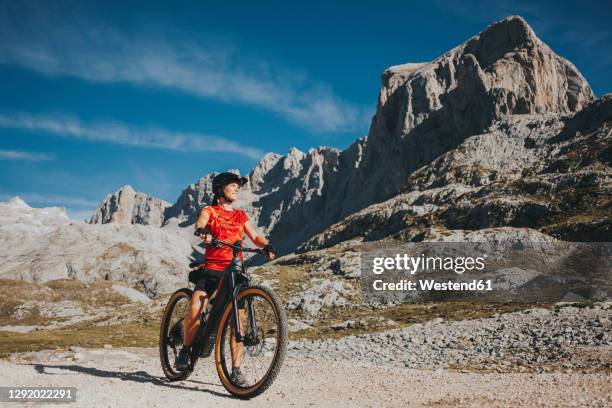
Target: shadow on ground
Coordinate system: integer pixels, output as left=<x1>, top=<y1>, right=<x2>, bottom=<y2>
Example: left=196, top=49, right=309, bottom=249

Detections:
left=29, top=363, right=231, bottom=399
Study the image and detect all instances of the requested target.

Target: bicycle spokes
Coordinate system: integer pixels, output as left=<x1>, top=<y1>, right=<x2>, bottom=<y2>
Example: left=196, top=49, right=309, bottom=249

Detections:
left=218, top=290, right=282, bottom=389
left=159, top=289, right=195, bottom=381
left=168, top=301, right=188, bottom=357
left=168, top=319, right=184, bottom=349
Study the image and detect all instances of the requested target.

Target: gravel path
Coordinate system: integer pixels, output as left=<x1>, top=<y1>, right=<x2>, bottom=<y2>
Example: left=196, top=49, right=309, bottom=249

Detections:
left=2, top=303, right=611, bottom=407
left=2, top=347, right=610, bottom=407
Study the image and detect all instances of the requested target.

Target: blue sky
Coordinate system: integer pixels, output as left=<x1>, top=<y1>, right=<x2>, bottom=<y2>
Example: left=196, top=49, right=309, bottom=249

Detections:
left=1, top=0, right=611, bottom=220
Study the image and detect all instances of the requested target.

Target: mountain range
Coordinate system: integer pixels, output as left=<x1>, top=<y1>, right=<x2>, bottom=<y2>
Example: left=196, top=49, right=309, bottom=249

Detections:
left=89, top=15, right=610, bottom=250
left=2, top=15, right=609, bottom=294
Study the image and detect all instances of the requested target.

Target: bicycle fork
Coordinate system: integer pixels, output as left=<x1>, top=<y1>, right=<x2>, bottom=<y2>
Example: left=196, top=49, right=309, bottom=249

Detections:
left=229, top=271, right=258, bottom=344
left=230, top=269, right=244, bottom=342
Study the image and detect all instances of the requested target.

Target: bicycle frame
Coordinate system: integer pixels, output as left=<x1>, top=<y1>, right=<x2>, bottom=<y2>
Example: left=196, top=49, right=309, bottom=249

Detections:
left=193, top=241, right=260, bottom=352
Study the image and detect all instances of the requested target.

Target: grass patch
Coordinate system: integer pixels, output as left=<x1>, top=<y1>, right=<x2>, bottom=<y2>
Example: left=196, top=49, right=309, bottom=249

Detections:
left=254, top=264, right=309, bottom=299
left=289, top=301, right=547, bottom=341
left=0, top=279, right=141, bottom=327
left=100, top=243, right=137, bottom=261
left=46, top=279, right=87, bottom=290
left=0, top=279, right=37, bottom=288
left=0, top=322, right=159, bottom=359
left=0, top=298, right=22, bottom=324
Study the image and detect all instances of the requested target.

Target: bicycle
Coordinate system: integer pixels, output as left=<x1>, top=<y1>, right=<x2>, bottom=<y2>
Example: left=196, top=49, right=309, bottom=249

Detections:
left=159, top=237, right=287, bottom=399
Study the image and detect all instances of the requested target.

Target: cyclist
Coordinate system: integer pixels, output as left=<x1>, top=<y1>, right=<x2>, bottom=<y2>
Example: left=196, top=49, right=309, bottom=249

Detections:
left=175, top=172, right=277, bottom=386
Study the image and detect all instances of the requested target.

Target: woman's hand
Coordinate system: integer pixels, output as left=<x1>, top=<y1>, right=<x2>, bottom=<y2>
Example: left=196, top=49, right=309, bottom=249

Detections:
left=263, top=244, right=277, bottom=260
left=194, top=228, right=213, bottom=244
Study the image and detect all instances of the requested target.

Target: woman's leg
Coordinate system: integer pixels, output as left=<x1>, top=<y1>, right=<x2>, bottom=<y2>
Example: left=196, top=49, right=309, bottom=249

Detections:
left=183, top=290, right=209, bottom=346
left=229, top=308, right=247, bottom=368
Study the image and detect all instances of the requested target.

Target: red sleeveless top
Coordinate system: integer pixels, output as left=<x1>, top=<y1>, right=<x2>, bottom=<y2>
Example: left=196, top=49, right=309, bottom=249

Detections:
left=202, top=205, right=249, bottom=271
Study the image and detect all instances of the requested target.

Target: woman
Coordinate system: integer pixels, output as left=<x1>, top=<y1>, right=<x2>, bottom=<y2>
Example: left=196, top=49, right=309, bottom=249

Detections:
left=175, top=172, right=276, bottom=387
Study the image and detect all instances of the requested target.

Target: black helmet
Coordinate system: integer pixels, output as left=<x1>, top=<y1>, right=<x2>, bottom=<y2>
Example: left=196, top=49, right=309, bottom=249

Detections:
left=212, top=172, right=248, bottom=197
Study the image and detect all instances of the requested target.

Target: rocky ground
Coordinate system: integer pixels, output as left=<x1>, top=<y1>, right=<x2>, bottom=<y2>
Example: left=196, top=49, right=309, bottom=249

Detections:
left=2, top=302, right=610, bottom=407
left=291, top=302, right=612, bottom=374
left=0, top=276, right=540, bottom=356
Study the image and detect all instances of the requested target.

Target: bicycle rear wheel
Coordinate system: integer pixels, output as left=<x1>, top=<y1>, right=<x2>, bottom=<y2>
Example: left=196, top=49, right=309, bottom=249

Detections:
left=159, top=288, right=197, bottom=381
left=215, top=284, right=287, bottom=399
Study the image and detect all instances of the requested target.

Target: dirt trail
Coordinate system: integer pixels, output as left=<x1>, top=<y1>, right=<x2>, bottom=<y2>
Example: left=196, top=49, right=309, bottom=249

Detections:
left=2, top=347, right=610, bottom=407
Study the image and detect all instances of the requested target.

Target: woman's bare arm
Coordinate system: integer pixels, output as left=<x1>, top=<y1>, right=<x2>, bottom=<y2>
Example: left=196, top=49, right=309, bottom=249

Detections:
left=195, top=209, right=211, bottom=243
left=196, top=208, right=210, bottom=229
left=244, top=220, right=275, bottom=259
left=244, top=220, right=267, bottom=247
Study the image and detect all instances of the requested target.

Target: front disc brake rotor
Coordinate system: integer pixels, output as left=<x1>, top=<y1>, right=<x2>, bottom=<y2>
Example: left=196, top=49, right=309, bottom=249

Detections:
left=245, top=327, right=265, bottom=357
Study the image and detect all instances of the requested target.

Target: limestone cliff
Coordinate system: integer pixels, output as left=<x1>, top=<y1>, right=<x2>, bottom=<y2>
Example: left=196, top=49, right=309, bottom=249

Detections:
left=89, top=185, right=170, bottom=227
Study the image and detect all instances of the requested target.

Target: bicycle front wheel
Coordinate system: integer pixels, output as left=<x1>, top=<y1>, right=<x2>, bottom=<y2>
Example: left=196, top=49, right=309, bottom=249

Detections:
left=215, top=284, right=287, bottom=399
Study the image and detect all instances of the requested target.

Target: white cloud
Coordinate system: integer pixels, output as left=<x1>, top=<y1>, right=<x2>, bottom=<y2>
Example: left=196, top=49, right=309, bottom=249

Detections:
left=0, top=2, right=369, bottom=133
left=0, top=112, right=264, bottom=159
left=0, top=149, right=53, bottom=161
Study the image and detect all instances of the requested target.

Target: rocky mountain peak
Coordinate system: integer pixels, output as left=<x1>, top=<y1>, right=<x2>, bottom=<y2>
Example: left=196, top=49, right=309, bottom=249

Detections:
left=464, top=15, right=536, bottom=69
left=250, top=152, right=283, bottom=193
left=89, top=185, right=170, bottom=226
left=283, top=148, right=306, bottom=175
left=376, top=15, right=593, bottom=143
left=338, top=15, right=596, bottom=220
left=1, top=197, right=70, bottom=228
left=162, top=175, right=212, bottom=224
left=7, top=196, right=30, bottom=209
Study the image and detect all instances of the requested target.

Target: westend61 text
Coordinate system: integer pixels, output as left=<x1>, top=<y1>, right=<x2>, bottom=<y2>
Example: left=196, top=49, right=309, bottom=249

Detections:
left=372, top=279, right=493, bottom=291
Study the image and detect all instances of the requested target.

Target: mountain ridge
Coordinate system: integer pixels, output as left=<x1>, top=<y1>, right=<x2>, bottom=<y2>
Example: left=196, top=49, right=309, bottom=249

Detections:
left=87, top=15, right=605, bottom=253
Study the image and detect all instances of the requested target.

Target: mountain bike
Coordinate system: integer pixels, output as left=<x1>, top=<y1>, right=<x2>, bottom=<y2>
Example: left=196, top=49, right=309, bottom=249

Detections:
left=159, top=238, right=287, bottom=399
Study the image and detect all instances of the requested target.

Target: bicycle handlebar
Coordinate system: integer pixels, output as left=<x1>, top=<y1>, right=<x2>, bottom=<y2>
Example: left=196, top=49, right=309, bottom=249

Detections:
left=209, top=237, right=264, bottom=255
left=194, top=228, right=266, bottom=255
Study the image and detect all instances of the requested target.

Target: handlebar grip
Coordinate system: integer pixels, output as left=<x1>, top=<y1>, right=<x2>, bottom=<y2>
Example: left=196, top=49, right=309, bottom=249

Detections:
left=206, top=237, right=265, bottom=255
left=194, top=227, right=208, bottom=237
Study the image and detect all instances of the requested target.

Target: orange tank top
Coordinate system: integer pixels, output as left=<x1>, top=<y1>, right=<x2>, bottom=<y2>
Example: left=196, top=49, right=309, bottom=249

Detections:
left=202, top=205, right=249, bottom=271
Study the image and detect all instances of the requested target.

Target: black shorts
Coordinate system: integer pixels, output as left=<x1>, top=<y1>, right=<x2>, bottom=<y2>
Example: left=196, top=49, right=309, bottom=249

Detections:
left=188, top=268, right=247, bottom=309
left=189, top=268, right=222, bottom=295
